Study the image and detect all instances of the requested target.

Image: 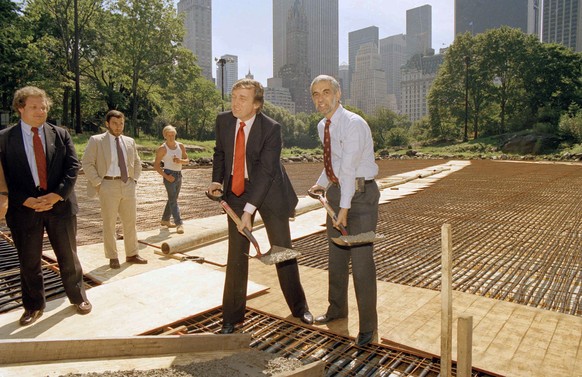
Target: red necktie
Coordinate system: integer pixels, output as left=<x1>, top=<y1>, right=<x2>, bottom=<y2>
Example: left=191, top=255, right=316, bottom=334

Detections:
left=32, top=128, right=47, bottom=190
left=323, top=119, right=338, bottom=184
left=232, top=122, right=246, bottom=196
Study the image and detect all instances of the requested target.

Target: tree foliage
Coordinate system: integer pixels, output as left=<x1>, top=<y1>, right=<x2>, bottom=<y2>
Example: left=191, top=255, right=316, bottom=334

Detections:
left=428, top=27, right=582, bottom=142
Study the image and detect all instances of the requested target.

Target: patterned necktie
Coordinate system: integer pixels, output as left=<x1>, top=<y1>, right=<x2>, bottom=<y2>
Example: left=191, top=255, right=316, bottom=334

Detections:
left=323, top=119, right=338, bottom=184
left=232, top=122, right=246, bottom=196
left=115, top=137, right=128, bottom=183
left=31, top=128, right=47, bottom=190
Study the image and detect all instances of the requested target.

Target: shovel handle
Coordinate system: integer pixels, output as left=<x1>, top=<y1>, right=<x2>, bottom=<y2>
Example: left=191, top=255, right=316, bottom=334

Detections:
left=308, top=189, right=349, bottom=236
left=206, top=190, right=261, bottom=255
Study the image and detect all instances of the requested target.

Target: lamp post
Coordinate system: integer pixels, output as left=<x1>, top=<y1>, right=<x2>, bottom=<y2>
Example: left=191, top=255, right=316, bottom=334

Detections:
left=215, top=57, right=234, bottom=112
left=463, top=55, right=470, bottom=142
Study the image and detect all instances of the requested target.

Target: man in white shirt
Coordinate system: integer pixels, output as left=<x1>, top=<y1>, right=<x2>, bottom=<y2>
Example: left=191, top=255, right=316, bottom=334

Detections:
left=309, top=75, right=380, bottom=347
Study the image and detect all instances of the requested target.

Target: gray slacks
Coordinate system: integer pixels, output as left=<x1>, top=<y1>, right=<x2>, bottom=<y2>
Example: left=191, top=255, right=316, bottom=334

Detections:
left=324, top=181, right=380, bottom=333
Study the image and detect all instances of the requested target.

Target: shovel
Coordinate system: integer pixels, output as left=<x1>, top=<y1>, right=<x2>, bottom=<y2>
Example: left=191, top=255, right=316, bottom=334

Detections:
left=206, top=190, right=301, bottom=265
left=307, top=188, right=381, bottom=246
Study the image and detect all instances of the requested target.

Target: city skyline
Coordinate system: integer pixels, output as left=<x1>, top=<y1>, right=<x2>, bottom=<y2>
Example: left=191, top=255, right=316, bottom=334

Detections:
left=209, top=0, right=454, bottom=85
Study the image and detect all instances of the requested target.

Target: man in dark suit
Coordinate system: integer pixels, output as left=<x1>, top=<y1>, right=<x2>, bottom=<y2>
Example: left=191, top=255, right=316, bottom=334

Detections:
left=207, top=79, right=312, bottom=333
left=0, top=86, right=91, bottom=326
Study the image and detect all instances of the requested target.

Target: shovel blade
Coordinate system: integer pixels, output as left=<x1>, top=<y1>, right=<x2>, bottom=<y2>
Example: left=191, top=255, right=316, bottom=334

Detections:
left=258, top=245, right=302, bottom=265
left=331, top=231, right=383, bottom=246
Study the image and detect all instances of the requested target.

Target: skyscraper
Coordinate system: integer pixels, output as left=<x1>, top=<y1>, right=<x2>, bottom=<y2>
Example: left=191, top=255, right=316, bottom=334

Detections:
left=455, top=0, right=541, bottom=37
left=215, top=55, right=238, bottom=96
left=379, top=34, right=408, bottom=111
left=349, top=43, right=390, bottom=115
left=279, top=0, right=312, bottom=114
left=407, top=5, right=433, bottom=57
left=347, top=26, right=379, bottom=101
left=542, top=0, right=582, bottom=52
left=401, top=53, right=444, bottom=122
left=272, top=0, right=339, bottom=81
left=178, top=0, right=213, bottom=81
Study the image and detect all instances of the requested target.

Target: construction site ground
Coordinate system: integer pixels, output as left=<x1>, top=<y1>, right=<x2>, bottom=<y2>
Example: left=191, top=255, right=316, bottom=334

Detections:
left=0, top=159, right=581, bottom=377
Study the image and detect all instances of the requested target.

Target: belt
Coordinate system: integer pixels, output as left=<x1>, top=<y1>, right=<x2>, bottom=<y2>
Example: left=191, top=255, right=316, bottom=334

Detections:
left=103, top=176, right=121, bottom=180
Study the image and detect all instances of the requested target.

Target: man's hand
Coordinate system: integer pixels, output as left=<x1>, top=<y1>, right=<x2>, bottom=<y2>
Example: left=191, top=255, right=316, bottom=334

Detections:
left=165, top=174, right=175, bottom=183
left=239, top=211, right=253, bottom=234
left=335, top=208, right=348, bottom=229
left=308, top=184, right=325, bottom=196
left=207, top=182, right=222, bottom=197
left=23, top=197, right=52, bottom=212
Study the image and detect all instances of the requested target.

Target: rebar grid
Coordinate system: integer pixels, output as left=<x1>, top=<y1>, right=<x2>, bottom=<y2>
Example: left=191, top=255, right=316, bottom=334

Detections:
left=295, top=161, right=582, bottom=316
left=0, top=238, right=97, bottom=314
left=142, top=308, right=497, bottom=377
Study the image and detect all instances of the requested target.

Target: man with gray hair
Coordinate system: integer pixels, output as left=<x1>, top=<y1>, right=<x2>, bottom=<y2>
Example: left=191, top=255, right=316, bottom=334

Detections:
left=309, top=74, right=380, bottom=346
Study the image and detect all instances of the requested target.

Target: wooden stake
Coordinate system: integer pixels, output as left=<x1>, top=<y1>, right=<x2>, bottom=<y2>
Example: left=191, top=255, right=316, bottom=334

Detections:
left=441, top=223, right=453, bottom=377
left=457, top=315, right=473, bottom=377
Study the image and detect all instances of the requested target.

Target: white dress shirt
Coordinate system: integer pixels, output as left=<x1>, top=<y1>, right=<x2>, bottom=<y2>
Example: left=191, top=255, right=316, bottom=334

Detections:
left=316, top=105, right=378, bottom=209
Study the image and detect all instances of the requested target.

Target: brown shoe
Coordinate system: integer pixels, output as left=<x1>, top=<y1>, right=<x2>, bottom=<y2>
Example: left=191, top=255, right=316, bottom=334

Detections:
left=109, top=258, right=120, bottom=269
left=176, top=225, right=184, bottom=234
left=126, top=255, right=148, bottom=264
left=75, top=301, right=92, bottom=315
left=19, top=309, right=43, bottom=326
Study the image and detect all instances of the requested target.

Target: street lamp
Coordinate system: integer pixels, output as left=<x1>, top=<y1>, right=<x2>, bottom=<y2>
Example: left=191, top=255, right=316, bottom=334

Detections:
left=463, top=55, right=470, bottom=142
left=215, top=57, right=234, bottom=111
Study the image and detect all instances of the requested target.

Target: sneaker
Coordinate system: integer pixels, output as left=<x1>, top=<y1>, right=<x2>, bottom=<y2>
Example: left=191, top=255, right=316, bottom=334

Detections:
left=176, top=225, right=184, bottom=234
left=161, top=220, right=176, bottom=228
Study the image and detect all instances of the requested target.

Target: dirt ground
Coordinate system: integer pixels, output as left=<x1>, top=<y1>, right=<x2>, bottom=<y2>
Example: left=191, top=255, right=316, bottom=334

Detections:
left=74, top=159, right=442, bottom=246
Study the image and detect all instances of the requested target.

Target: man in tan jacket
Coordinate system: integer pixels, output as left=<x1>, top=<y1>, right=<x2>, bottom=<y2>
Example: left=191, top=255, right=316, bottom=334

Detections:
left=82, top=110, right=146, bottom=269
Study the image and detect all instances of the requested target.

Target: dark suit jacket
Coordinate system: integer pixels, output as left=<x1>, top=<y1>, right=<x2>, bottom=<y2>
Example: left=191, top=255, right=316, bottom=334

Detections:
left=0, top=121, right=79, bottom=228
left=212, top=111, right=297, bottom=217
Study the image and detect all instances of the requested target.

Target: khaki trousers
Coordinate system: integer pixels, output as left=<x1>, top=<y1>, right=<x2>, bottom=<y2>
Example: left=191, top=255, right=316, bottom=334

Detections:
left=98, top=179, right=138, bottom=259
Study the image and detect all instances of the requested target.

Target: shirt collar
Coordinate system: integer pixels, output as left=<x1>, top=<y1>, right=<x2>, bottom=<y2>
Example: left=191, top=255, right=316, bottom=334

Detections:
left=21, top=120, right=44, bottom=135
left=238, top=114, right=256, bottom=128
left=328, top=105, right=344, bottom=125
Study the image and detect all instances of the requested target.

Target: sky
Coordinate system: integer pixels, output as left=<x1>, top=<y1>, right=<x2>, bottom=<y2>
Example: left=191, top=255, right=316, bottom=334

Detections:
left=210, top=0, right=455, bottom=85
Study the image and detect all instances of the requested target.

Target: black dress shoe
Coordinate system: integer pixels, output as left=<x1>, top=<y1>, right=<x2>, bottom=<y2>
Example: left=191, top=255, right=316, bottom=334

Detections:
left=297, top=311, right=313, bottom=325
left=314, top=314, right=344, bottom=324
left=109, top=258, right=120, bottom=269
left=219, top=322, right=242, bottom=334
left=356, top=331, right=375, bottom=346
left=19, top=309, right=43, bottom=326
left=126, top=255, right=148, bottom=264
left=75, top=301, right=92, bottom=315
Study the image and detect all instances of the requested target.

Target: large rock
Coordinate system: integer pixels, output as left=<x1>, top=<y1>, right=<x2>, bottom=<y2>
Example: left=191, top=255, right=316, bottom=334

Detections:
left=500, top=134, right=560, bottom=155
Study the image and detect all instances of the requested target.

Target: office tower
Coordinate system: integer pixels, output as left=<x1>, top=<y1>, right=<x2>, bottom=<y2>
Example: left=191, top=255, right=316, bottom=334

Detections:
left=407, top=5, right=433, bottom=57
left=380, top=34, right=408, bottom=112
left=215, top=55, right=238, bottom=96
left=265, top=78, right=296, bottom=114
left=347, top=26, right=379, bottom=101
left=338, top=63, right=349, bottom=95
left=349, top=42, right=390, bottom=115
left=279, top=0, right=312, bottom=113
left=273, top=0, right=339, bottom=80
left=542, top=0, right=582, bottom=52
left=178, top=0, right=212, bottom=81
left=455, top=0, right=541, bottom=36
left=401, top=53, right=444, bottom=122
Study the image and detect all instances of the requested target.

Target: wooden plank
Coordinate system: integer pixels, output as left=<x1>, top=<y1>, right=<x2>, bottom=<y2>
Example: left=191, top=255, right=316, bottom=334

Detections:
left=457, top=315, right=473, bottom=377
left=0, top=334, right=251, bottom=364
left=441, top=223, right=453, bottom=377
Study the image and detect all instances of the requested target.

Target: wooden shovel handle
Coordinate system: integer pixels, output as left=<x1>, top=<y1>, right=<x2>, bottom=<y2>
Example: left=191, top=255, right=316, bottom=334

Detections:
left=308, top=189, right=349, bottom=236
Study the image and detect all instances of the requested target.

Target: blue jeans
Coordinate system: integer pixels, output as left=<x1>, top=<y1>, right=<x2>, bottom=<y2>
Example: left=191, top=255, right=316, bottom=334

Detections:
left=162, top=169, right=182, bottom=225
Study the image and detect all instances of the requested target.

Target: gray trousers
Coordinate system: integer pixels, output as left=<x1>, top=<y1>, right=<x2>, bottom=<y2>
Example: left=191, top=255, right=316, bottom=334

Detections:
left=325, top=181, right=380, bottom=333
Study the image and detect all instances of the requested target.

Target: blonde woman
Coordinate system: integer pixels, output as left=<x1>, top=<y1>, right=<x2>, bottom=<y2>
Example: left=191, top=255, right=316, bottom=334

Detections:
left=154, top=125, right=188, bottom=234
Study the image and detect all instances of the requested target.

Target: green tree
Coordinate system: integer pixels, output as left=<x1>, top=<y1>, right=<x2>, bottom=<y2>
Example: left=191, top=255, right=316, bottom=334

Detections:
left=105, top=0, right=189, bottom=136
left=368, top=107, right=411, bottom=149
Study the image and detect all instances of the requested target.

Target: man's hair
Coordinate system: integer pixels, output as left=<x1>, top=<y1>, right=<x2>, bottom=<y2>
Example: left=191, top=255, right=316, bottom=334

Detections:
left=162, top=125, right=177, bottom=137
left=231, top=78, right=264, bottom=113
left=12, top=86, right=52, bottom=113
left=310, top=74, right=341, bottom=94
left=106, top=110, right=125, bottom=123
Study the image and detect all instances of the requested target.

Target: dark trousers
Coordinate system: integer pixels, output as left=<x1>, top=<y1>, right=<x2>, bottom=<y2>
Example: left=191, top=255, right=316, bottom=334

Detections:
left=325, top=181, right=380, bottom=333
left=11, top=211, right=87, bottom=311
left=222, top=189, right=308, bottom=324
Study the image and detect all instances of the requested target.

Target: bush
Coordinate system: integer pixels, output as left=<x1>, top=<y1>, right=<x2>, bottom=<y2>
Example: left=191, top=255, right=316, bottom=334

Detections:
left=559, top=108, right=582, bottom=142
left=386, top=127, right=410, bottom=147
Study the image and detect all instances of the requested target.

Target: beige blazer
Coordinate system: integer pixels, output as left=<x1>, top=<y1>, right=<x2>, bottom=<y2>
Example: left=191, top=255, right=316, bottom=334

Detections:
left=82, top=132, right=142, bottom=198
